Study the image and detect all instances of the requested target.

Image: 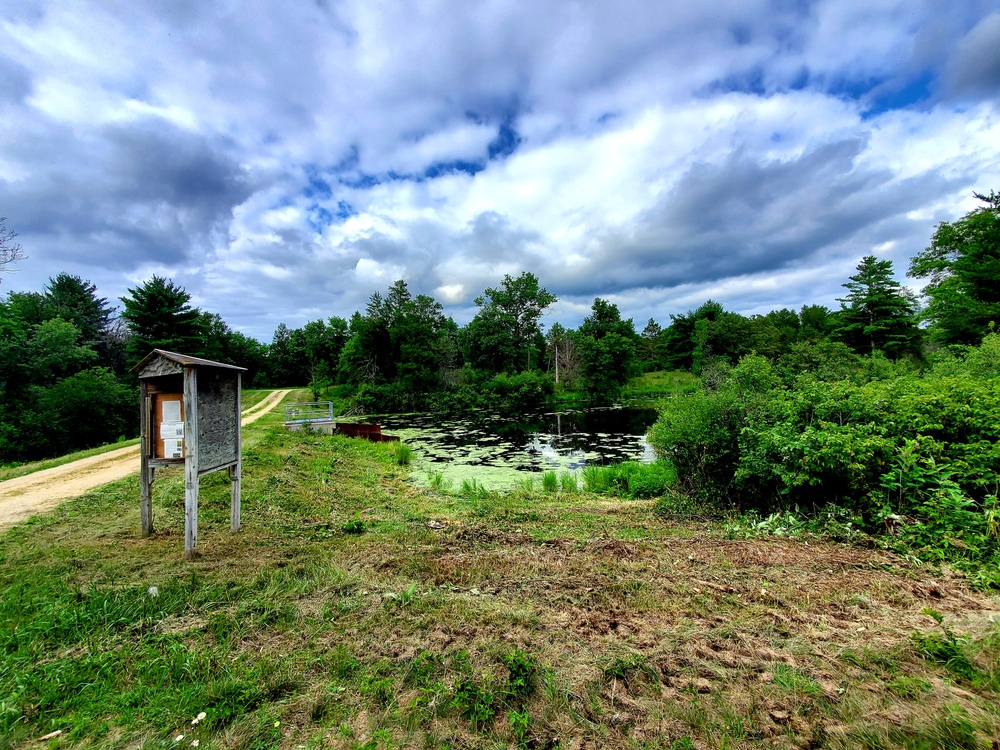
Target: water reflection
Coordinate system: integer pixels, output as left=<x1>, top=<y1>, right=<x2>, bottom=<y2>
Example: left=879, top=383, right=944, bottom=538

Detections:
left=376, top=405, right=659, bottom=489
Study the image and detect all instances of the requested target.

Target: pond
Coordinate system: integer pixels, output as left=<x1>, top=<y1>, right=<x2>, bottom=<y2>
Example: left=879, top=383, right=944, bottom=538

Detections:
left=376, top=404, right=660, bottom=490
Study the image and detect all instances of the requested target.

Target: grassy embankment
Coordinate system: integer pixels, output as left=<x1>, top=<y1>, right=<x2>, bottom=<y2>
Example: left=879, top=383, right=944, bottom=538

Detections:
left=0, top=389, right=277, bottom=483
left=2, top=396, right=999, bottom=749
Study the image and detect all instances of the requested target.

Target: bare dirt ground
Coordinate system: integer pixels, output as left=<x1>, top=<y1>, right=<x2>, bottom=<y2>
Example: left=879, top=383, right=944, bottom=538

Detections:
left=0, top=389, right=291, bottom=529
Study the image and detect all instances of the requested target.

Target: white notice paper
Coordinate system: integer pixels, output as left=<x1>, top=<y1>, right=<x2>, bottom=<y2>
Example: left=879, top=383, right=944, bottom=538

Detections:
left=163, top=439, right=183, bottom=458
left=162, top=400, right=181, bottom=422
left=159, top=421, right=184, bottom=439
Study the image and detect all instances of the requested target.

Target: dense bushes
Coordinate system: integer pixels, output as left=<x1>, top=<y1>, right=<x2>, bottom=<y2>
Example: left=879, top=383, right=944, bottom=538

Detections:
left=425, top=370, right=554, bottom=413
left=351, top=369, right=556, bottom=415
left=649, top=337, right=1000, bottom=579
left=0, top=367, right=136, bottom=462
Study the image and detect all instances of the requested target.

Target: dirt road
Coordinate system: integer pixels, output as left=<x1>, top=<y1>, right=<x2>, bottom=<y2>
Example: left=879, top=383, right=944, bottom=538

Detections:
left=0, top=389, right=292, bottom=530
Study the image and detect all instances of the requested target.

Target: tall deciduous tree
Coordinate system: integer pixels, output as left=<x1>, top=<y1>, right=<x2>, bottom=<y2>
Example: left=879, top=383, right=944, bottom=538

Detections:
left=222, top=330, right=269, bottom=387
left=798, top=304, right=833, bottom=341
left=836, top=256, right=921, bottom=358
left=267, top=323, right=304, bottom=385
left=120, top=276, right=205, bottom=364
left=909, top=190, right=1000, bottom=345
left=464, top=272, right=556, bottom=373
left=692, top=310, right=756, bottom=373
left=300, top=317, right=349, bottom=390
left=392, top=292, right=451, bottom=393
left=577, top=298, right=637, bottom=403
left=660, top=300, right=726, bottom=371
left=5, top=291, right=47, bottom=327
left=27, top=318, right=97, bottom=384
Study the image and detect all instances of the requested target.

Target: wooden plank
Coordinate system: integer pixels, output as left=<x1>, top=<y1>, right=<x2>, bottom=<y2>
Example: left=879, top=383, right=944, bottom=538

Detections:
left=231, top=372, right=242, bottom=532
left=137, top=356, right=183, bottom=378
left=139, top=380, right=153, bottom=537
left=197, top=373, right=238, bottom=471
left=183, top=367, right=199, bottom=560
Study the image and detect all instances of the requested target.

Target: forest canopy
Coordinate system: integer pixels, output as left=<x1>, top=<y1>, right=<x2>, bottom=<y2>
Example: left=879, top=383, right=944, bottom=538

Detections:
left=1, top=191, right=997, bottom=465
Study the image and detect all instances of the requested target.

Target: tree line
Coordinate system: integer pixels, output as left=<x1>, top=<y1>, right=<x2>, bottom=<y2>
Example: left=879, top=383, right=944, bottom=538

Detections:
left=0, top=190, right=996, bottom=464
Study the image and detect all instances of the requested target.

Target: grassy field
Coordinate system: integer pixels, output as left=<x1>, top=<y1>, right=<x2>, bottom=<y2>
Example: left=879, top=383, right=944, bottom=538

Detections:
left=551, top=370, right=698, bottom=405
left=1, top=403, right=999, bottom=749
left=622, top=371, right=700, bottom=400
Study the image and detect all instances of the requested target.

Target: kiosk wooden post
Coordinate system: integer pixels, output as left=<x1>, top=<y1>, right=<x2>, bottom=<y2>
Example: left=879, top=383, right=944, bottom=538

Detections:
left=230, top=373, right=242, bottom=532
left=132, top=350, right=246, bottom=560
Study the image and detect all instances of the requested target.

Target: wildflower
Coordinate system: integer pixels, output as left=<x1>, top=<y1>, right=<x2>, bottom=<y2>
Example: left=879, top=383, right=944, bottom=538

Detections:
left=274, top=720, right=281, bottom=727
left=148, top=586, right=159, bottom=597
left=174, top=735, right=184, bottom=743
left=197, top=712, right=206, bottom=721
left=191, top=742, right=199, bottom=748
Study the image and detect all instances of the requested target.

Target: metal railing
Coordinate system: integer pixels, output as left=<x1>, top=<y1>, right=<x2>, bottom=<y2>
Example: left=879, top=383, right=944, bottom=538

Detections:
left=284, top=401, right=334, bottom=425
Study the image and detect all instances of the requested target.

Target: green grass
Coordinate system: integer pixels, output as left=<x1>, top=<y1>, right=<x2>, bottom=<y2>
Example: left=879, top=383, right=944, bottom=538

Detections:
left=581, top=459, right=676, bottom=498
left=541, top=470, right=558, bottom=493
left=239, top=388, right=278, bottom=411
left=2, top=406, right=999, bottom=748
left=623, top=370, right=700, bottom=399
left=393, top=441, right=413, bottom=466
left=559, top=471, right=577, bottom=493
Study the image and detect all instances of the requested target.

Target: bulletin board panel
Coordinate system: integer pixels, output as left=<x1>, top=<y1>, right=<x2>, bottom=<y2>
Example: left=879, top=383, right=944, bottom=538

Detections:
left=196, top=370, right=239, bottom=473
left=155, top=394, right=185, bottom=459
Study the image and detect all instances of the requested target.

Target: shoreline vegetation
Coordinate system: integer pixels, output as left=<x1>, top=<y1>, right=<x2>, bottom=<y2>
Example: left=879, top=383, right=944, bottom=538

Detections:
left=2, top=389, right=999, bottom=748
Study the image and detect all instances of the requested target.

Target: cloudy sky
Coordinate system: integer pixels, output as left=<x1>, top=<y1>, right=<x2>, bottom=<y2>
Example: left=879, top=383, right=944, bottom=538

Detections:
left=1, top=1, right=998, bottom=341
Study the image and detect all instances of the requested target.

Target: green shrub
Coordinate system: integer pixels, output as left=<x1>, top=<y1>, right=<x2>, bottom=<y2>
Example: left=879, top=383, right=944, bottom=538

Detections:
left=650, top=340, right=1000, bottom=582
left=452, top=677, right=498, bottom=728
left=912, top=609, right=980, bottom=683
left=647, top=386, right=743, bottom=503
left=501, top=649, right=536, bottom=701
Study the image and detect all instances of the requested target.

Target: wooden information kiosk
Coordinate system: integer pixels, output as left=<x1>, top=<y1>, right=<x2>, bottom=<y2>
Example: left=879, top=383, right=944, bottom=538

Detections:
left=132, top=350, right=246, bottom=559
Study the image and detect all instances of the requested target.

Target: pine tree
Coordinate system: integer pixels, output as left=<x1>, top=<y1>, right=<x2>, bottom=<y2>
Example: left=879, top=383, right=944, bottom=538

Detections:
left=120, top=276, right=205, bottom=364
left=836, top=256, right=921, bottom=358
left=640, top=318, right=663, bottom=371
left=44, top=273, right=113, bottom=347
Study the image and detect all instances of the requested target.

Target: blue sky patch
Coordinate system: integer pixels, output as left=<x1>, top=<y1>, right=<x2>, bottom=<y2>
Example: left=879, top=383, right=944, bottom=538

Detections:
left=862, top=71, right=936, bottom=118
left=423, top=160, right=485, bottom=179
left=488, top=117, right=521, bottom=160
